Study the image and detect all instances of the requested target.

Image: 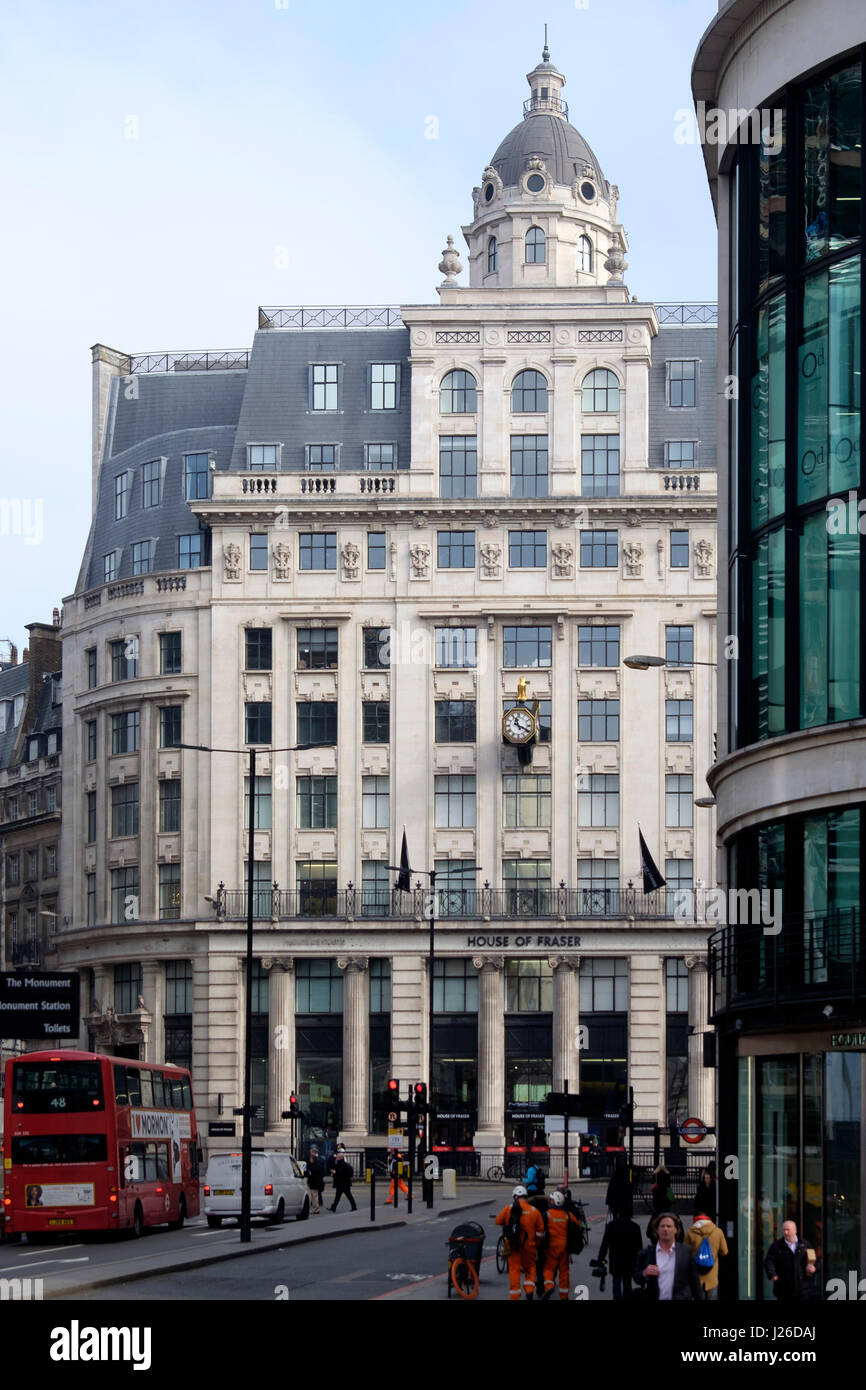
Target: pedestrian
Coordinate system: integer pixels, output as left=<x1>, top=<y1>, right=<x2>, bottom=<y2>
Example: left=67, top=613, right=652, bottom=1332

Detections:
left=330, top=1145, right=357, bottom=1212
left=598, top=1211, right=643, bottom=1300
left=385, top=1149, right=409, bottom=1205
left=634, top=1212, right=702, bottom=1300
left=541, top=1190, right=581, bottom=1300
left=306, top=1148, right=325, bottom=1214
left=684, top=1210, right=728, bottom=1299
left=646, top=1163, right=676, bottom=1239
left=692, top=1162, right=717, bottom=1225
left=764, top=1220, right=817, bottom=1300
left=524, top=1157, right=545, bottom=1196
left=495, top=1184, right=546, bottom=1302
left=605, top=1154, right=632, bottom=1218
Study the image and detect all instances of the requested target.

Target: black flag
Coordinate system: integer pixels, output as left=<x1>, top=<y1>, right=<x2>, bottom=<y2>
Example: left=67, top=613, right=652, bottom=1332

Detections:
left=395, top=829, right=411, bottom=892
left=638, top=827, right=666, bottom=892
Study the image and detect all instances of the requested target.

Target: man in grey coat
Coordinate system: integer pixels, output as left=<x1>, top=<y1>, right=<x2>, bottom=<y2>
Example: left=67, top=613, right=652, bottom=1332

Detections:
left=634, top=1213, right=703, bottom=1300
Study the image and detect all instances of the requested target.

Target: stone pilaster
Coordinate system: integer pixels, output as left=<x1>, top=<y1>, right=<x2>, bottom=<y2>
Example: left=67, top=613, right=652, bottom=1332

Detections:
left=685, top=954, right=714, bottom=1137
left=338, top=955, right=370, bottom=1141
left=472, top=955, right=505, bottom=1154
left=549, top=955, right=580, bottom=1092
left=141, top=961, right=165, bottom=1063
left=263, top=957, right=294, bottom=1131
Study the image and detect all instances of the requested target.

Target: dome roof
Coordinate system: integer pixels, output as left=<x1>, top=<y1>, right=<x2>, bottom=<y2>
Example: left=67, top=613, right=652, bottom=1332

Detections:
left=490, top=111, right=607, bottom=192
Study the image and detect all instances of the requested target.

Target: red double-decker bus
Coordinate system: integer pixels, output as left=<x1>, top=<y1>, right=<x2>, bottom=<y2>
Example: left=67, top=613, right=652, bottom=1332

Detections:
left=2, top=1050, right=201, bottom=1237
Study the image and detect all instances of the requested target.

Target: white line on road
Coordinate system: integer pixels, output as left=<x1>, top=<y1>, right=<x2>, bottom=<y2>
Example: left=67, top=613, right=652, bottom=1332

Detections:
left=0, top=1256, right=89, bottom=1274
left=329, top=1267, right=377, bottom=1283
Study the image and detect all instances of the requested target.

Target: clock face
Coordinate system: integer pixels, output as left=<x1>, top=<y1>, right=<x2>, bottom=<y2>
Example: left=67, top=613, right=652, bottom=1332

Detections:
left=502, top=706, right=536, bottom=744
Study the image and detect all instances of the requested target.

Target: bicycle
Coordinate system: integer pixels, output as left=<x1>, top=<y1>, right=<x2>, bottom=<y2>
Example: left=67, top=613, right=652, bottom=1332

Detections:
left=495, top=1233, right=507, bottom=1274
left=486, top=1164, right=505, bottom=1182
left=446, top=1222, right=485, bottom=1300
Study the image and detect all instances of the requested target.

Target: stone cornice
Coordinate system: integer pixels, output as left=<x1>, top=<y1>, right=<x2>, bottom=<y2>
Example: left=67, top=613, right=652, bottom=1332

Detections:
left=194, top=496, right=716, bottom=527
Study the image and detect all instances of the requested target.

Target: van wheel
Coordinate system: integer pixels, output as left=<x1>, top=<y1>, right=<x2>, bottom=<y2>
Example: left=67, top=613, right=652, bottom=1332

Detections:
left=269, top=1199, right=285, bottom=1225
left=131, top=1203, right=144, bottom=1239
left=168, top=1197, right=186, bottom=1231
left=296, top=1196, right=310, bottom=1222
left=206, top=1215, right=222, bottom=1229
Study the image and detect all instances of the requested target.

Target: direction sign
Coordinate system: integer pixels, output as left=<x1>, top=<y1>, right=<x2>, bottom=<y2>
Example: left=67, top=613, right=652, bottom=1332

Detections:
left=678, top=1116, right=708, bottom=1144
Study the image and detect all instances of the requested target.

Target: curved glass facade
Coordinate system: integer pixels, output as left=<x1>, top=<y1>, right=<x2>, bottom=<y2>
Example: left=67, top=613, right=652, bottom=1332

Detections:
left=731, top=56, right=863, bottom=748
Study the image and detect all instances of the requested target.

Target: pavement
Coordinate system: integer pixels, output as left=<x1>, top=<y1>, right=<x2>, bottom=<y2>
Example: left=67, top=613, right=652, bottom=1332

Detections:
left=23, top=1179, right=611, bottom=1300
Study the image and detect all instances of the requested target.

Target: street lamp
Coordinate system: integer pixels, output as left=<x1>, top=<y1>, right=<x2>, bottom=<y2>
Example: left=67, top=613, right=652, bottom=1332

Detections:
left=624, top=654, right=718, bottom=670
left=179, top=738, right=331, bottom=1243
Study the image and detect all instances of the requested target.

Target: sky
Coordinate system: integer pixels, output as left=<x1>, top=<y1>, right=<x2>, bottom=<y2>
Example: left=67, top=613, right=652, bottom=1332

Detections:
left=0, top=0, right=719, bottom=655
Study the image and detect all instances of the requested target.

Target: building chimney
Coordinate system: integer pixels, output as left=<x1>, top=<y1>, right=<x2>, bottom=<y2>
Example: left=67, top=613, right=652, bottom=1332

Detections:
left=9, top=644, right=17, bottom=666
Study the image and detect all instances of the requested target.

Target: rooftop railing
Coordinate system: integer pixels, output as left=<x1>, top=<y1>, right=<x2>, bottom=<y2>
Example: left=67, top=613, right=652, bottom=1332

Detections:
left=655, top=303, right=718, bottom=326
left=258, top=305, right=404, bottom=331
left=709, top=910, right=865, bottom=1014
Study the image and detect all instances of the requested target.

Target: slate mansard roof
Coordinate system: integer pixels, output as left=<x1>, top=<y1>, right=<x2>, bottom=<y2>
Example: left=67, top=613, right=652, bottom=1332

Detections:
left=490, top=110, right=609, bottom=193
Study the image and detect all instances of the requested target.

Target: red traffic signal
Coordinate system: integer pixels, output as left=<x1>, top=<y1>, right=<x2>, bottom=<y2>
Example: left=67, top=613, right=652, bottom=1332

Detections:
left=413, top=1082, right=428, bottom=1113
left=387, top=1078, right=400, bottom=1100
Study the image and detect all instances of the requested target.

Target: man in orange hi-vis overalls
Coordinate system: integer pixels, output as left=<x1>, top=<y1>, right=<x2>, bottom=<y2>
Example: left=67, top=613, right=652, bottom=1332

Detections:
left=542, top=1190, right=581, bottom=1299
left=385, top=1149, right=409, bottom=1204
left=496, top=1185, right=546, bottom=1301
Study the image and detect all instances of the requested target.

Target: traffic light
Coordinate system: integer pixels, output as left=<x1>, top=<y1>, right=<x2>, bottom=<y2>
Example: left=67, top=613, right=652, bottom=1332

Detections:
left=413, top=1082, right=428, bottom=1114
left=386, top=1078, right=401, bottom=1108
left=289, top=1093, right=299, bottom=1118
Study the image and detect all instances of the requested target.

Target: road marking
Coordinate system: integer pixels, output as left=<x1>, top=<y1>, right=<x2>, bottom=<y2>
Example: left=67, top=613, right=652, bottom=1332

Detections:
left=329, top=1267, right=377, bottom=1283
left=0, top=1255, right=89, bottom=1274
left=385, top=1273, right=427, bottom=1282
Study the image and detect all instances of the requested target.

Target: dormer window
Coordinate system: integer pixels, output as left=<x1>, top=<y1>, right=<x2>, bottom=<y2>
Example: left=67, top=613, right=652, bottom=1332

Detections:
left=578, top=235, right=593, bottom=273
left=525, top=226, right=546, bottom=264
left=487, top=237, right=498, bottom=273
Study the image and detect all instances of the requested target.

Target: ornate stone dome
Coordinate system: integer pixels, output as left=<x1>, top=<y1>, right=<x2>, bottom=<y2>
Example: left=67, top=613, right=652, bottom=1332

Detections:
left=490, top=112, right=607, bottom=193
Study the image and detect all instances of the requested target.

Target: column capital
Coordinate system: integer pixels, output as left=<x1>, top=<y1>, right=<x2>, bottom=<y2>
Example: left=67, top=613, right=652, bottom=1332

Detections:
left=261, top=956, right=294, bottom=973
left=547, top=954, right=580, bottom=972
left=684, top=954, right=708, bottom=972
left=472, top=954, right=505, bottom=972
left=337, top=955, right=369, bottom=973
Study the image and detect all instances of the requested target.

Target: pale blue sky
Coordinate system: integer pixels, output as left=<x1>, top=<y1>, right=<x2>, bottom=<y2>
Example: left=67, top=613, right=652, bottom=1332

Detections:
left=0, top=0, right=718, bottom=654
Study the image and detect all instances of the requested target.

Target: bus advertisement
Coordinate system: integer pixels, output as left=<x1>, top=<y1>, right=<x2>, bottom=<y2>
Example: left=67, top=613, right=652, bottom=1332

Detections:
left=2, top=1049, right=201, bottom=1237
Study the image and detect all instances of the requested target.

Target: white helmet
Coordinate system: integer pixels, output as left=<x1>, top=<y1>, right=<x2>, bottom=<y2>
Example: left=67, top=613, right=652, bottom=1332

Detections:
left=551, top=1190, right=566, bottom=1207
left=512, top=1185, right=528, bottom=1199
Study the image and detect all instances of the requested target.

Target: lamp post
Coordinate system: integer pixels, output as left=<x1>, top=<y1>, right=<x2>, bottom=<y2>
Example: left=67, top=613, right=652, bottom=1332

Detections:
left=180, top=738, right=330, bottom=1243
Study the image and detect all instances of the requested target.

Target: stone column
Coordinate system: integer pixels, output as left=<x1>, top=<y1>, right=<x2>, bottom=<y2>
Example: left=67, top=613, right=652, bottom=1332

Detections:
left=472, top=955, right=505, bottom=1155
left=685, top=955, right=714, bottom=1136
left=264, top=957, right=294, bottom=1132
left=92, top=965, right=111, bottom=1016
left=338, top=955, right=370, bottom=1142
left=141, top=961, right=165, bottom=1063
left=549, top=955, right=581, bottom=1093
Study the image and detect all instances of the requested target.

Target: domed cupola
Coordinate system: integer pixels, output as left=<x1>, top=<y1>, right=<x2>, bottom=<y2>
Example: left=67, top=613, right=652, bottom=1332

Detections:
left=461, top=36, right=626, bottom=293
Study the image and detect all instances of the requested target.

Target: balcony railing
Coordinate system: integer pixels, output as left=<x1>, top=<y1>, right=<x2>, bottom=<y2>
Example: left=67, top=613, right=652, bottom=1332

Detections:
left=258, top=306, right=404, bottom=331
left=128, top=351, right=250, bottom=374
left=9, top=940, right=42, bottom=965
left=215, top=883, right=681, bottom=923
left=709, top=911, right=865, bottom=1014
left=655, top=303, right=718, bottom=327
left=215, top=471, right=405, bottom=502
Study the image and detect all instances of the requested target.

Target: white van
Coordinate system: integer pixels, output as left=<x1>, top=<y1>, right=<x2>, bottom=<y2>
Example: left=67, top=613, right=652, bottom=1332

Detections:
left=203, top=1150, right=310, bottom=1227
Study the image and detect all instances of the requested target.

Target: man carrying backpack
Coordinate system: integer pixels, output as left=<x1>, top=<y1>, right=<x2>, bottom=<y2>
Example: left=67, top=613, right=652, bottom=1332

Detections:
left=496, top=1185, right=546, bottom=1301
left=684, top=1210, right=728, bottom=1299
left=330, top=1144, right=357, bottom=1212
left=524, top=1160, right=545, bottom=1196
left=541, top=1190, right=582, bottom=1300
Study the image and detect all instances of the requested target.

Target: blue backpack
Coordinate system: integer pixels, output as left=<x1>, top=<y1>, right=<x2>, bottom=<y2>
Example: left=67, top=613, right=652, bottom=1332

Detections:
left=694, top=1236, right=715, bottom=1270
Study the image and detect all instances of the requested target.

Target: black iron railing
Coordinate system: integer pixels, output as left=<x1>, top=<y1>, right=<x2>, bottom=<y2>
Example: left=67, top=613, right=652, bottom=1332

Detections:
left=655, top=303, right=718, bottom=326
left=709, top=910, right=865, bottom=1014
left=258, top=305, right=404, bottom=330
left=129, top=351, right=250, bottom=373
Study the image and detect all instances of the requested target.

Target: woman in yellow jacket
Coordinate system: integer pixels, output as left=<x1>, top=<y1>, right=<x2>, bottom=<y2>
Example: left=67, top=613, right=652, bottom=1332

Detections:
left=496, top=1186, right=546, bottom=1301
left=684, top=1212, right=729, bottom=1299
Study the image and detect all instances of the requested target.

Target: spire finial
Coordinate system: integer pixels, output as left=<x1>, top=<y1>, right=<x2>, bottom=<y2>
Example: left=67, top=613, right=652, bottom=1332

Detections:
left=542, top=24, right=550, bottom=62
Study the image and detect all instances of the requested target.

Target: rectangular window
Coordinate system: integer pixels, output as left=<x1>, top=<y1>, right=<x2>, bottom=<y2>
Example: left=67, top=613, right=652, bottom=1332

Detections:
left=131, top=541, right=152, bottom=575
left=434, top=775, right=475, bottom=828
left=670, top=530, right=689, bottom=568
left=86, top=791, right=96, bottom=843
left=104, top=552, right=119, bottom=583
left=503, top=861, right=551, bottom=918
left=581, top=435, right=620, bottom=497
left=435, top=700, right=476, bottom=742
left=508, top=530, right=547, bottom=568
left=245, top=702, right=272, bottom=744
left=578, top=625, right=620, bottom=668
left=311, top=364, right=339, bottom=411
left=666, top=774, right=693, bottom=827
left=295, top=862, right=337, bottom=918
left=246, top=861, right=274, bottom=920
left=86, top=648, right=97, bottom=689
left=665, top=860, right=693, bottom=917
left=243, top=775, right=272, bottom=830
left=159, top=779, right=181, bottom=833
left=111, top=782, right=140, bottom=838
left=7, top=853, right=20, bottom=885
left=434, top=860, right=478, bottom=918
left=159, top=865, right=181, bottom=920
left=299, top=532, right=337, bottom=570
left=665, top=441, right=698, bottom=468
left=165, top=960, right=193, bottom=1014
left=580, top=530, right=618, bottom=567
left=110, top=638, right=139, bottom=682
left=296, top=628, right=336, bottom=670
left=510, top=436, right=548, bottom=498
left=114, top=961, right=142, bottom=1011
left=178, top=534, right=202, bottom=569
left=578, top=773, right=619, bottom=827
left=362, top=775, right=390, bottom=829
left=371, top=363, right=398, bottom=410
left=433, top=958, right=478, bottom=1011
left=249, top=534, right=268, bottom=571
left=306, top=444, right=337, bottom=471
left=297, top=702, right=337, bottom=745
left=297, top=775, right=337, bottom=829
left=86, top=873, right=96, bottom=926
left=439, top=437, right=477, bottom=498
left=248, top=444, right=279, bottom=471
left=111, top=711, right=140, bottom=754
left=665, top=699, right=693, bottom=741
left=159, top=632, right=182, bottom=675
left=578, top=699, right=619, bottom=741
left=437, top=531, right=475, bottom=569
left=367, top=532, right=387, bottom=570
left=114, top=472, right=131, bottom=521
left=46, top=785, right=57, bottom=813
left=666, top=625, right=694, bottom=666
left=503, top=774, right=551, bottom=828
left=27, top=790, right=39, bottom=817
left=362, top=862, right=391, bottom=918
left=142, top=459, right=161, bottom=508
left=580, top=958, right=628, bottom=1012
left=362, top=702, right=390, bottom=743
left=577, top=859, right=619, bottom=913
left=295, top=956, right=343, bottom=1007
left=184, top=453, right=209, bottom=499
left=245, top=628, right=273, bottom=671
left=86, top=719, right=97, bottom=762
left=503, top=625, right=552, bottom=668
left=668, top=360, right=698, bottom=407
left=365, top=443, right=396, bottom=470
left=159, top=706, right=182, bottom=748
left=665, top=958, right=689, bottom=1013
left=27, top=850, right=38, bottom=879
left=435, top=627, right=476, bottom=668
left=363, top=627, right=390, bottom=669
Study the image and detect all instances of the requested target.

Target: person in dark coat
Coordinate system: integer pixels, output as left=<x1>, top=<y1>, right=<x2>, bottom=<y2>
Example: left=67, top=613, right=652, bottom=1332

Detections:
left=634, top=1213, right=702, bottom=1300
left=329, top=1144, right=357, bottom=1212
left=599, top=1213, right=643, bottom=1300
left=605, top=1154, right=633, bottom=1217
left=306, top=1149, right=325, bottom=1214
left=693, top=1162, right=717, bottom=1225
left=764, top=1220, right=817, bottom=1300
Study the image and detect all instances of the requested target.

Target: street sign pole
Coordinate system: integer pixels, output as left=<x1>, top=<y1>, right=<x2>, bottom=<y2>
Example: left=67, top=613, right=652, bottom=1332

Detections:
left=563, top=1078, right=569, bottom=1190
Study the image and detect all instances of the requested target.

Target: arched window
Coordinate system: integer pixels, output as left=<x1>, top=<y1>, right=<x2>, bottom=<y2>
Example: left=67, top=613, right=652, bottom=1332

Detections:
left=439, top=370, right=478, bottom=414
left=578, top=235, right=593, bottom=274
left=582, top=369, right=620, bottom=413
left=487, top=236, right=498, bottom=273
left=511, top=370, right=549, bottom=413
left=525, top=226, right=546, bottom=264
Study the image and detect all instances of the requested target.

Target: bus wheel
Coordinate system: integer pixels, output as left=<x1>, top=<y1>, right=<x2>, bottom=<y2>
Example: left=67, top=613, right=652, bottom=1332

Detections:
left=131, top=1203, right=144, bottom=1239
left=168, top=1197, right=186, bottom=1231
